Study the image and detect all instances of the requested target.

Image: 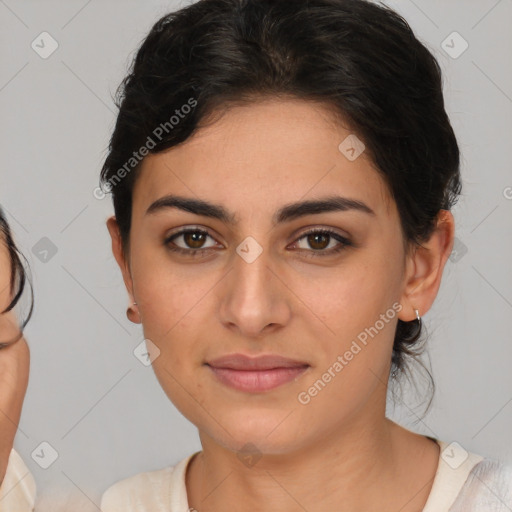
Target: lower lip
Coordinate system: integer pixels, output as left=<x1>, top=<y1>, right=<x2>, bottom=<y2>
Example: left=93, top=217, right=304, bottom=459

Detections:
left=207, top=365, right=309, bottom=393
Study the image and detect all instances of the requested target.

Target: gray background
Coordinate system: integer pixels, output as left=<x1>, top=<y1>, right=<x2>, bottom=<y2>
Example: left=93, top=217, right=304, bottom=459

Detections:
left=1, top=0, right=511, bottom=506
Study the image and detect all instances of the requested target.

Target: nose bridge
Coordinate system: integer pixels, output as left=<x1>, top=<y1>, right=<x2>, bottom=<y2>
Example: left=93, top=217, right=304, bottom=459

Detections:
left=219, top=236, right=290, bottom=336
left=232, top=230, right=273, bottom=288
left=231, top=237, right=274, bottom=308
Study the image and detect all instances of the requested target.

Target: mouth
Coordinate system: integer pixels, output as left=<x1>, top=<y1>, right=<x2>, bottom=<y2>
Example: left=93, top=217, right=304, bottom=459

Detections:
left=205, top=353, right=310, bottom=393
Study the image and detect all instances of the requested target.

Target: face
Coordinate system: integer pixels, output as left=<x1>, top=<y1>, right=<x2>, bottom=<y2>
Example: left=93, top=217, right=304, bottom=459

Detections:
left=108, top=98, right=448, bottom=455
left=0, top=232, right=21, bottom=344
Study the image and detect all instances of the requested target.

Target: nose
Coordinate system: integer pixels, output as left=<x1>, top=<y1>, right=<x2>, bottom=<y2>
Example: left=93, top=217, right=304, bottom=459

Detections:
left=218, top=244, right=292, bottom=339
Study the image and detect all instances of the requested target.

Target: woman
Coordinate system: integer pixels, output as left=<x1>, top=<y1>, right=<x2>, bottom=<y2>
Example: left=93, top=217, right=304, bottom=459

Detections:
left=0, top=208, right=95, bottom=512
left=0, top=206, right=36, bottom=510
left=99, top=0, right=512, bottom=510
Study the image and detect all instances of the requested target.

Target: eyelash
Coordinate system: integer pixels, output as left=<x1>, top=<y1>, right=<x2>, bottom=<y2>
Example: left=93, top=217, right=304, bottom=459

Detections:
left=164, top=227, right=353, bottom=259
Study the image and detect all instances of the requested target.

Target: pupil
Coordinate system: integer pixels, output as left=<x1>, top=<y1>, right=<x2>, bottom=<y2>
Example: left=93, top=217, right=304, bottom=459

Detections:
left=309, top=233, right=328, bottom=250
left=186, top=232, right=205, bottom=249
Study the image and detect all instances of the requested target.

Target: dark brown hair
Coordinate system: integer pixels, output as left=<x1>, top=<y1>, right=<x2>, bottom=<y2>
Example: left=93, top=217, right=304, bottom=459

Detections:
left=0, top=206, right=34, bottom=345
left=99, top=0, right=462, bottom=415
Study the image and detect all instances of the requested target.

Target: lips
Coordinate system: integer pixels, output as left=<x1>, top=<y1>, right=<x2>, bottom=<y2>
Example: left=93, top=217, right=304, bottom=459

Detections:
left=206, top=353, right=309, bottom=371
left=205, top=353, right=310, bottom=392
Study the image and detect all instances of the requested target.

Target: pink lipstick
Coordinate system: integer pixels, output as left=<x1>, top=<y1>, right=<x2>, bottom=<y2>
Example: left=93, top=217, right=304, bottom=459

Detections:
left=206, top=353, right=309, bottom=393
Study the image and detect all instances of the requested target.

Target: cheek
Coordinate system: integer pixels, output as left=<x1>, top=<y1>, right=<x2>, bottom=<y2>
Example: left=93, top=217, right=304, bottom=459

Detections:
left=297, top=245, right=402, bottom=377
left=294, top=269, right=399, bottom=415
left=301, top=258, right=397, bottom=333
left=130, top=250, right=219, bottom=360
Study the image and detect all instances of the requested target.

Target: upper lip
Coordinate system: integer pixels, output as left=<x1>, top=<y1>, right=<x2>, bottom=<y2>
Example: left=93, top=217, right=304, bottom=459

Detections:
left=206, top=353, right=309, bottom=370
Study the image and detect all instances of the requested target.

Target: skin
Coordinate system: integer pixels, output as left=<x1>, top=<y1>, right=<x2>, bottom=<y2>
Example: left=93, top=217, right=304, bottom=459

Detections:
left=108, top=97, right=455, bottom=512
left=0, top=236, right=30, bottom=486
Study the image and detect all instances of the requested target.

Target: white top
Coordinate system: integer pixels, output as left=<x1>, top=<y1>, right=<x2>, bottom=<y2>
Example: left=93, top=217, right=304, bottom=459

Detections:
left=0, top=448, right=36, bottom=511
left=100, top=439, right=512, bottom=511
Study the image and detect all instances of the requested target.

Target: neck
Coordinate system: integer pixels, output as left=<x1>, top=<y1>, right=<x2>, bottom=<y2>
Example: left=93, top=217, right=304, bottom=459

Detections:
left=186, top=416, right=438, bottom=512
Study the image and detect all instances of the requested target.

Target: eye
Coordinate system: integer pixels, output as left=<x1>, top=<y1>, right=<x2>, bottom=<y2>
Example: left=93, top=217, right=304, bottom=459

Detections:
left=164, top=226, right=353, bottom=259
left=164, top=227, right=219, bottom=257
left=290, top=228, right=353, bottom=257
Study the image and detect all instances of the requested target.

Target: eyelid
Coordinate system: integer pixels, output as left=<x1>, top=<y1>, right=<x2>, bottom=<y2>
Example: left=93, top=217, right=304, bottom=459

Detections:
left=292, top=225, right=351, bottom=241
left=165, top=224, right=354, bottom=258
left=290, top=227, right=353, bottom=254
left=164, top=225, right=220, bottom=247
left=165, top=224, right=351, bottom=241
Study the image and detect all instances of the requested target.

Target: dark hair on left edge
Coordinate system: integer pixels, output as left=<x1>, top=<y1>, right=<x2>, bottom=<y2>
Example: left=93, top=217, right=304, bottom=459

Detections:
left=0, top=206, right=34, bottom=343
left=100, top=0, right=462, bottom=417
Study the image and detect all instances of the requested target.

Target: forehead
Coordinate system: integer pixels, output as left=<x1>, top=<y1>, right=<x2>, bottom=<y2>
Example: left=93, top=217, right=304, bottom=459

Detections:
left=133, top=98, right=393, bottom=219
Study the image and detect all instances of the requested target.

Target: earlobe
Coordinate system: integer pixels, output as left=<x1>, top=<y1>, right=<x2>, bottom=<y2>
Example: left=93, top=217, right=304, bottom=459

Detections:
left=126, top=302, right=141, bottom=324
left=398, top=210, right=455, bottom=321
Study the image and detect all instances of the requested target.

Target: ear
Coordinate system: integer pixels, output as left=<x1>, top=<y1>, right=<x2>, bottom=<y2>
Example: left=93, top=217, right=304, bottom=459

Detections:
left=398, top=210, right=455, bottom=321
left=106, top=216, right=135, bottom=304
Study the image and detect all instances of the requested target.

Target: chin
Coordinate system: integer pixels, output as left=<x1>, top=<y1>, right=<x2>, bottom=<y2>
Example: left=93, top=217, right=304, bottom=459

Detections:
left=197, top=406, right=308, bottom=456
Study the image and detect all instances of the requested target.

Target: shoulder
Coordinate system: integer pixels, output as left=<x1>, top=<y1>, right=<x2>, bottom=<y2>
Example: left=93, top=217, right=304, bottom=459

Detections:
left=423, top=439, right=512, bottom=512
left=100, top=452, right=197, bottom=512
left=451, top=456, right=512, bottom=510
left=472, top=456, right=512, bottom=479
left=100, top=466, right=174, bottom=511
left=0, top=448, right=36, bottom=511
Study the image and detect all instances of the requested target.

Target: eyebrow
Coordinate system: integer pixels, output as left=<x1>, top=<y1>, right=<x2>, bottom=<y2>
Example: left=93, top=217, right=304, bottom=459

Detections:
left=145, top=194, right=375, bottom=225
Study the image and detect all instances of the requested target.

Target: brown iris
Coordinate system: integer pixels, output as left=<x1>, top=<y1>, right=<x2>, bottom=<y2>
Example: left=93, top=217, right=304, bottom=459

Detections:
left=306, top=232, right=330, bottom=250
left=183, top=231, right=208, bottom=249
